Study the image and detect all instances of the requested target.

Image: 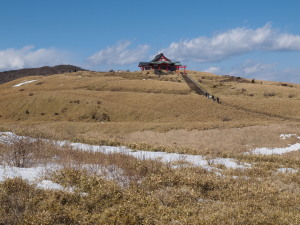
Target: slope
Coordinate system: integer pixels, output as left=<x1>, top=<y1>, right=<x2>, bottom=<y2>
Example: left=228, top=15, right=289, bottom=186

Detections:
left=0, top=70, right=299, bottom=153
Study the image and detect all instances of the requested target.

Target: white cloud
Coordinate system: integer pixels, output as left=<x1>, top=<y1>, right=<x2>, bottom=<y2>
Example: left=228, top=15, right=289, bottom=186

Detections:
left=230, top=60, right=274, bottom=76
left=203, top=67, right=221, bottom=74
left=162, top=23, right=300, bottom=63
left=88, top=41, right=150, bottom=66
left=0, top=46, right=70, bottom=70
left=227, top=60, right=300, bottom=83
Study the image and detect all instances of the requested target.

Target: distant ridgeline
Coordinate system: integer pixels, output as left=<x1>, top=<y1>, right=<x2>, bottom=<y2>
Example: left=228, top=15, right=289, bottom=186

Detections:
left=0, top=65, right=86, bottom=84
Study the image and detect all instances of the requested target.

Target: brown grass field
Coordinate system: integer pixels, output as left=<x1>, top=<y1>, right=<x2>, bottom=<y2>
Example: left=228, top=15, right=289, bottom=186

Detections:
left=0, top=135, right=299, bottom=224
left=0, top=70, right=300, bottom=224
left=1, top=70, right=300, bottom=153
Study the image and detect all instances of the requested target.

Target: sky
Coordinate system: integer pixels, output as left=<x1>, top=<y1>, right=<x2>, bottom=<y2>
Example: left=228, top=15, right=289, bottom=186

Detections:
left=1, top=0, right=300, bottom=83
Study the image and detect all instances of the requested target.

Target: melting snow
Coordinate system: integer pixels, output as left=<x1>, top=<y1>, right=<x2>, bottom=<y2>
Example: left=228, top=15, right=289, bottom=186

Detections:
left=279, top=134, right=300, bottom=139
left=54, top=141, right=249, bottom=170
left=13, top=80, right=37, bottom=87
left=0, top=165, right=47, bottom=182
left=1, top=131, right=300, bottom=191
left=249, top=134, right=300, bottom=155
left=249, top=143, right=300, bottom=155
left=36, top=180, right=65, bottom=190
left=0, top=164, right=65, bottom=191
left=0, top=132, right=250, bottom=172
left=277, top=168, right=298, bottom=173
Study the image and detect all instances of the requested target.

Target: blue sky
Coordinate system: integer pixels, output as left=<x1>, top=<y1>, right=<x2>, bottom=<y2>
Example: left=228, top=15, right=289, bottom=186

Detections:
left=1, top=0, right=300, bottom=83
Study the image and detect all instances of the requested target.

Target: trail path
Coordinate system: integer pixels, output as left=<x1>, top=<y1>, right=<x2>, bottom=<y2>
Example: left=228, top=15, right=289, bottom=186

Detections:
left=181, top=74, right=207, bottom=95
left=180, top=74, right=300, bottom=122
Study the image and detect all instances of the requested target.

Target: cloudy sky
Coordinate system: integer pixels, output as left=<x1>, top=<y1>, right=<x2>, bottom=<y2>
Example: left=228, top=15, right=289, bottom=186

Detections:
left=1, top=0, right=300, bottom=83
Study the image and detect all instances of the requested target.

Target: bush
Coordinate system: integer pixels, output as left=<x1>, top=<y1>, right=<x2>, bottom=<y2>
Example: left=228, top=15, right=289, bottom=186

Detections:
left=0, top=135, right=58, bottom=167
left=263, top=92, right=276, bottom=97
left=222, top=117, right=231, bottom=121
left=0, top=178, right=37, bottom=224
left=1, top=136, right=37, bottom=167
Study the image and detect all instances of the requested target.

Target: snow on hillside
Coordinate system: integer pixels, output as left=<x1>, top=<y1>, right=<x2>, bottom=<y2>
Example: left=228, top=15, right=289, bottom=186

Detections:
left=0, top=164, right=65, bottom=191
left=13, top=80, right=37, bottom=87
left=0, top=132, right=251, bottom=189
left=249, top=134, right=300, bottom=155
left=0, top=132, right=249, bottom=170
left=0, top=132, right=299, bottom=191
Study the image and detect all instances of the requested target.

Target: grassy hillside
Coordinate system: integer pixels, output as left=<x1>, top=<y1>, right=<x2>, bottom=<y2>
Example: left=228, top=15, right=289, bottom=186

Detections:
left=0, top=70, right=300, bottom=154
left=1, top=70, right=300, bottom=224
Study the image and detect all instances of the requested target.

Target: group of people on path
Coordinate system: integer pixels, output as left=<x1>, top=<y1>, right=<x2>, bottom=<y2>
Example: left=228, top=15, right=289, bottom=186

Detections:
left=205, top=92, right=221, bottom=104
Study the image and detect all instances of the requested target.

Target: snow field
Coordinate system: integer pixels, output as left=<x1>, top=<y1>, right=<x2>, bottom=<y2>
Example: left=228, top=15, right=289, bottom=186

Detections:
left=0, top=132, right=299, bottom=191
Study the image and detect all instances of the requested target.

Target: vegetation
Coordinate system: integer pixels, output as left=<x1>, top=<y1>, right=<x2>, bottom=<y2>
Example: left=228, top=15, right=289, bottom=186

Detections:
left=0, top=137, right=299, bottom=224
left=0, top=69, right=300, bottom=224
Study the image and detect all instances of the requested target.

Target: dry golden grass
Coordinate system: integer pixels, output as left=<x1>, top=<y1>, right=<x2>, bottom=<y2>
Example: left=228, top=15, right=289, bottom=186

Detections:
left=0, top=136, right=299, bottom=224
left=189, top=71, right=300, bottom=120
left=0, top=71, right=277, bottom=127
left=0, top=70, right=300, bottom=155
left=1, top=70, right=300, bottom=224
left=125, top=123, right=300, bottom=154
left=1, top=120, right=299, bottom=158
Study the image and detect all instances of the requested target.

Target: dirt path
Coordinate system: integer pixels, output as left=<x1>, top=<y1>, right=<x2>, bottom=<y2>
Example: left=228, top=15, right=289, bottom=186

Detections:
left=181, top=74, right=300, bottom=122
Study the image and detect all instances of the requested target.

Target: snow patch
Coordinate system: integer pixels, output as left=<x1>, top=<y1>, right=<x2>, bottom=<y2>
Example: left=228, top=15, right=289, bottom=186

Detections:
left=36, top=180, right=65, bottom=190
left=0, top=164, right=76, bottom=191
left=13, top=80, right=37, bottom=87
left=0, top=165, right=44, bottom=182
left=0, top=132, right=250, bottom=171
left=277, top=168, right=298, bottom=173
left=248, top=133, right=300, bottom=155
left=280, top=134, right=299, bottom=139
left=249, top=143, right=300, bottom=155
left=64, top=142, right=250, bottom=170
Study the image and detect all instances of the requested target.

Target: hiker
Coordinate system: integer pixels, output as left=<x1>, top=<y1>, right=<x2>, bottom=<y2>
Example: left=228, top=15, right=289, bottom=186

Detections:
left=217, top=97, right=220, bottom=103
left=212, top=95, right=215, bottom=101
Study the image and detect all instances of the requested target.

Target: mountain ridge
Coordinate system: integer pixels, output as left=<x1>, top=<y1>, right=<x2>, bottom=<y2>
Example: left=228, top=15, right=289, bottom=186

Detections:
left=0, top=65, right=87, bottom=84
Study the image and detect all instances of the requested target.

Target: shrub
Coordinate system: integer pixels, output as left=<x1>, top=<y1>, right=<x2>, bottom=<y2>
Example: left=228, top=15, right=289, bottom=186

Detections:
left=222, top=117, right=231, bottom=121
left=280, top=83, right=293, bottom=87
left=0, top=135, right=58, bottom=167
left=0, top=178, right=37, bottom=224
left=288, top=93, right=296, bottom=98
left=1, top=136, right=37, bottom=167
left=263, top=92, right=276, bottom=97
